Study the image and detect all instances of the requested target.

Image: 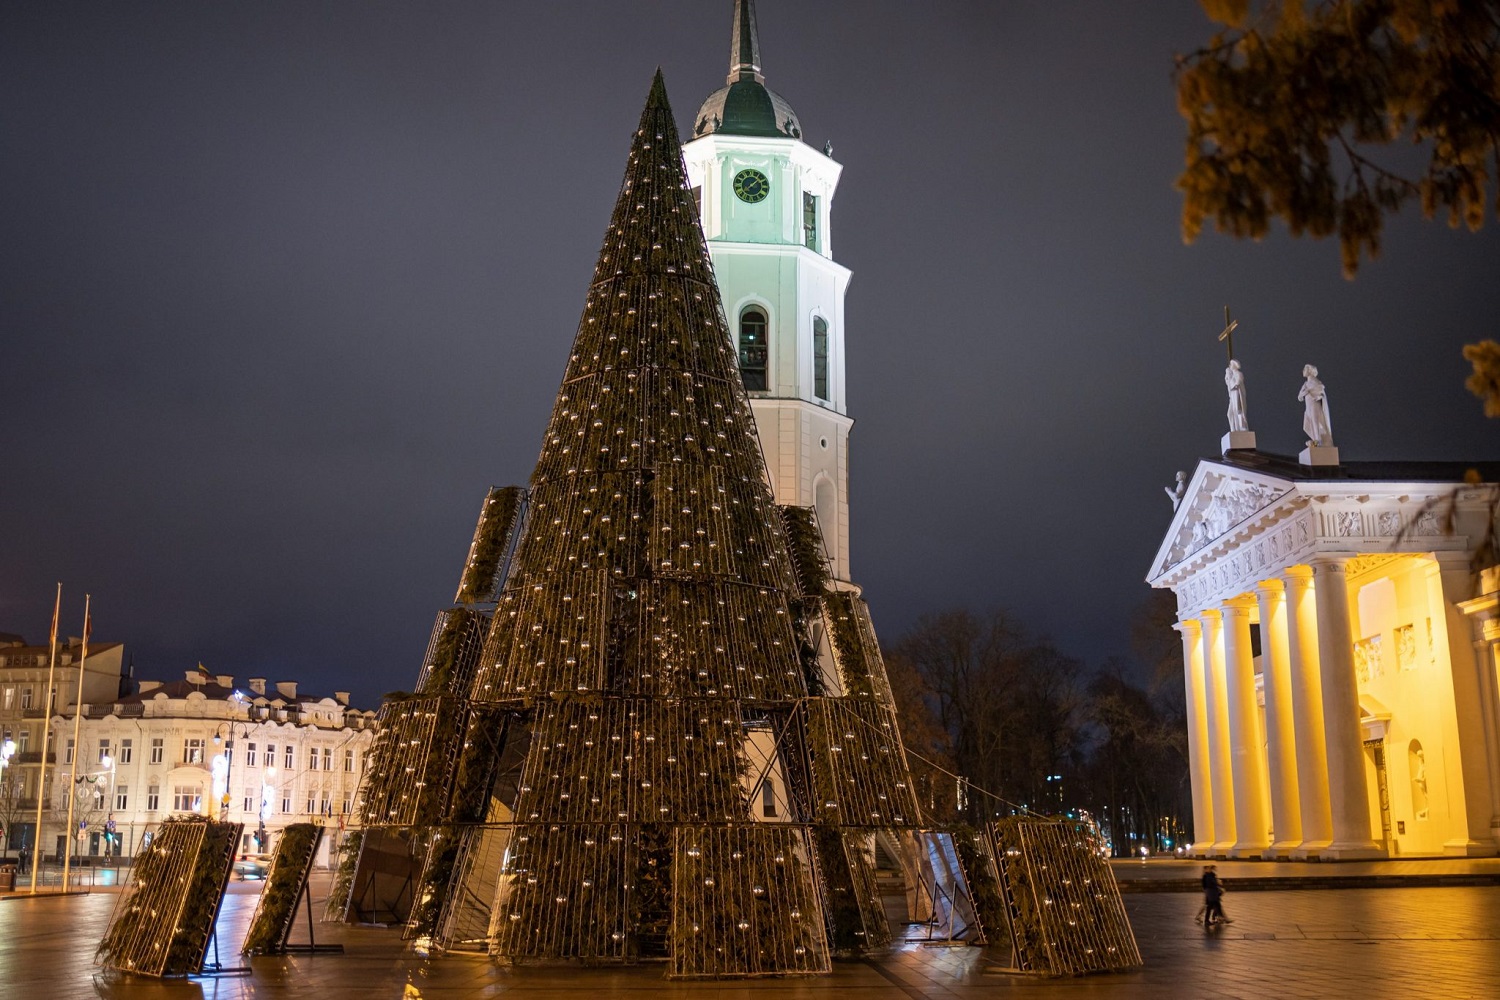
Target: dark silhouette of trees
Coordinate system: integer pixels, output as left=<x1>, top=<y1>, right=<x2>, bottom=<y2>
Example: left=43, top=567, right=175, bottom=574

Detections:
left=887, top=599, right=1190, bottom=856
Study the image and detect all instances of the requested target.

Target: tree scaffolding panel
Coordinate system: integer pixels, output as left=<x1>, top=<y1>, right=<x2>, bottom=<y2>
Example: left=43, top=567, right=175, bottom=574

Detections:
left=416, top=607, right=491, bottom=697
left=242, top=823, right=324, bottom=955
left=670, top=825, right=830, bottom=978
left=512, top=698, right=747, bottom=824
left=456, top=486, right=527, bottom=605
left=990, top=818, right=1142, bottom=977
left=823, top=592, right=894, bottom=703
left=97, top=818, right=242, bottom=977
left=360, top=696, right=466, bottom=827
left=489, top=823, right=632, bottom=961
left=804, top=698, right=920, bottom=826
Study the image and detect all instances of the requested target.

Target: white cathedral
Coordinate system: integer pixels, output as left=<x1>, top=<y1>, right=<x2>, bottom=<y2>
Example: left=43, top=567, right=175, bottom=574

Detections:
left=682, top=0, right=853, bottom=581
left=1149, top=361, right=1500, bottom=860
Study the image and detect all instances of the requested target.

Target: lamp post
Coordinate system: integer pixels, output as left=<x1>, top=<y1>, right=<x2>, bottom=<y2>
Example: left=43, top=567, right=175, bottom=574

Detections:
left=212, top=698, right=253, bottom=826
left=0, top=739, right=15, bottom=860
left=98, top=754, right=116, bottom=858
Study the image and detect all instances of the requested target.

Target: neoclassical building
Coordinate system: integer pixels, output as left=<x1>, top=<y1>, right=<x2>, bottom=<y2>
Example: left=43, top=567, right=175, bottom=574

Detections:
left=1149, top=441, right=1500, bottom=859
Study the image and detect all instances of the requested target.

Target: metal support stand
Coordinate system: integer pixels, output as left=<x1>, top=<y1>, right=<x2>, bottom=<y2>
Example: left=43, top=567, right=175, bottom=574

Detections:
left=279, top=882, right=344, bottom=954
left=195, top=927, right=251, bottom=977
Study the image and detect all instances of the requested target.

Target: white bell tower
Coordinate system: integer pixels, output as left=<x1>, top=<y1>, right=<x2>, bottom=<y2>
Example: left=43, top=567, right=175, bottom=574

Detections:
left=682, top=0, right=855, bottom=581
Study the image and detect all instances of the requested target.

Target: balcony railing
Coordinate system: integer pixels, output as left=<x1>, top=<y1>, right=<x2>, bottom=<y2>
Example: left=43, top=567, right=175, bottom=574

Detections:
left=13, top=751, right=55, bottom=765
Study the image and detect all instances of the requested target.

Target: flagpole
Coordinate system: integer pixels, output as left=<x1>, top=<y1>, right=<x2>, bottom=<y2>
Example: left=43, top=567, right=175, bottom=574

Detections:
left=28, top=583, right=62, bottom=894
left=61, top=594, right=90, bottom=894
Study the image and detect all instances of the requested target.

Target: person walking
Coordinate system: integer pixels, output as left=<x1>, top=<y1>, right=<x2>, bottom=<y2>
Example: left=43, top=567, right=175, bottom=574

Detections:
left=1202, top=864, right=1231, bottom=929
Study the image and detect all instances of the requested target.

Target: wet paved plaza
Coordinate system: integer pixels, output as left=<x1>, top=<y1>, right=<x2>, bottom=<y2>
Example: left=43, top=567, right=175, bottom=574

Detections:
left=3, top=881, right=1499, bottom=999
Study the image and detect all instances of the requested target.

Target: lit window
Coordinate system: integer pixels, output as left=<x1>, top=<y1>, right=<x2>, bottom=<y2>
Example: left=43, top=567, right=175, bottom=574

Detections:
left=739, top=309, right=768, bottom=391
left=813, top=317, right=829, bottom=401
left=182, top=738, right=205, bottom=765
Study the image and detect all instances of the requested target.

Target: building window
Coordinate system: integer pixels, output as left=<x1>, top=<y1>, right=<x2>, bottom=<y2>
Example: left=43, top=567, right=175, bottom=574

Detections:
left=17, top=730, right=28, bottom=752
left=65, top=739, right=74, bottom=765
left=183, top=738, right=205, bottom=765
left=692, top=184, right=703, bottom=220
left=150, top=738, right=164, bottom=764
left=173, top=786, right=201, bottom=813
left=284, top=746, right=293, bottom=770
left=147, top=785, right=160, bottom=811
left=243, top=789, right=255, bottom=813
left=739, top=308, right=768, bottom=391
left=20, top=688, right=32, bottom=710
left=118, top=738, right=132, bottom=764
left=344, top=749, right=355, bottom=773
left=2, top=688, right=11, bottom=710
left=308, top=748, right=318, bottom=771
left=803, top=191, right=819, bottom=251
left=281, top=792, right=291, bottom=814
left=115, top=785, right=128, bottom=810
left=306, top=791, right=317, bottom=814
left=264, top=744, right=275, bottom=767
left=762, top=778, right=777, bottom=818
left=813, top=317, right=829, bottom=401
left=320, top=791, right=332, bottom=816
left=246, top=742, right=256, bottom=767
left=322, top=748, right=333, bottom=771
left=98, top=739, right=111, bottom=763
left=343, top=793, right=353, bottom=814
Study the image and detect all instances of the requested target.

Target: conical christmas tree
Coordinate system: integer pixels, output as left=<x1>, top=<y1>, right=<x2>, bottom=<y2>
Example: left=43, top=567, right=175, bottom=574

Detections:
left=349, top=72, right=921, bottom=978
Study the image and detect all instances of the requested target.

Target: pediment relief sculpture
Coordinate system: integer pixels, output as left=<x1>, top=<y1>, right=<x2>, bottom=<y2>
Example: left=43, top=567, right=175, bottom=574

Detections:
left=1168, top=475, right=1290, bottom=568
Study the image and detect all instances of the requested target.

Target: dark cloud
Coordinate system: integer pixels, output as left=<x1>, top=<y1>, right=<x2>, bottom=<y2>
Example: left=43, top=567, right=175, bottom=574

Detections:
left=4, top=2, right=1497, bottom=705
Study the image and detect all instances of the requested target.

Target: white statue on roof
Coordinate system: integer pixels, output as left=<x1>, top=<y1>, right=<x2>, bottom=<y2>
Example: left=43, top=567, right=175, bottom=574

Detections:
left=1298, top=364, right=1333, bottom=447
left=1225, top=360, right=1249, bottom=433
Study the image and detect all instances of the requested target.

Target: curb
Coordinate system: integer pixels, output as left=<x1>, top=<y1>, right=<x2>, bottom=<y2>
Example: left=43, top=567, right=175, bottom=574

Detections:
left=1118, top=874, right=1500, bottom=893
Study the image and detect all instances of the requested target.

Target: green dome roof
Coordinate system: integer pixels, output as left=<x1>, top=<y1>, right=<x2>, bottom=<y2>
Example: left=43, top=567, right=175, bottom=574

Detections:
left=692, top=0, right=801, bottom=141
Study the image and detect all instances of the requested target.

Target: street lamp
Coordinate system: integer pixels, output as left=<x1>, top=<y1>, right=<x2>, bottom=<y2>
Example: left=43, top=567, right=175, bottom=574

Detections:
left=0, top=739, right=15, bottom=860
left=99, top=754, right=116, bottom=858
left=212, top=702, right=254, bottom=823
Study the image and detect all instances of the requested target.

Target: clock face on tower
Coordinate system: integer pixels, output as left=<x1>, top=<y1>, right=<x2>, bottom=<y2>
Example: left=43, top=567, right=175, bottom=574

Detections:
left=732, top=168, right=770, bottom=204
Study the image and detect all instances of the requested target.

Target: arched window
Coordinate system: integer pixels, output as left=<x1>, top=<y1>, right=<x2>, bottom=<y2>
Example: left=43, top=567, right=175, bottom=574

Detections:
left=813, top=317, right=829, bottom=401
left=739, top=308, right=768, bottom=391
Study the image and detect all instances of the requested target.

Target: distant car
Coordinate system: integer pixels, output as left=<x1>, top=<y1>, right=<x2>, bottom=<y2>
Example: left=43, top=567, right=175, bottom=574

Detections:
left=233, top=855, right=269, bottom=881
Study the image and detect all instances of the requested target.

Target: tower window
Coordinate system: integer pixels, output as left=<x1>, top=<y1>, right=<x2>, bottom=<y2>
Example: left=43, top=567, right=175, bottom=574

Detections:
left=803, top=192, right=819, bottom=251
left=691, top=185, right=703, bottom=220
left=813, top=317, right=829, bottom=401
left=739, top=308, right=768, bottom=391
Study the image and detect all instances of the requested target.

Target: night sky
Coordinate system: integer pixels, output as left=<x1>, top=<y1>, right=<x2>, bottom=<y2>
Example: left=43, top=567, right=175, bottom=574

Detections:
left=4, top=2, right=1497, bottom=707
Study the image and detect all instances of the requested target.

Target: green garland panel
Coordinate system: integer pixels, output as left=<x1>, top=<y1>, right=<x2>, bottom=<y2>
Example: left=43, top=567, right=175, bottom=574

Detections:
left=990, top=818, right=1142, bottom=976
left=98, top=818, right=241, bottom=977
left=455, top=486, right=526, bottom=605
left=804, top=698, right=920, bottom=826
left=242, top=823, right=323, bottom=954
left=671, top=825, right=829, bottom=977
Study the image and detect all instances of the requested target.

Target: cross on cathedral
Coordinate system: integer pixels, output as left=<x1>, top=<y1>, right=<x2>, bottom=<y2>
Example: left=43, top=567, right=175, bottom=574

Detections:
left=1218, top=306, right=1239, bottom=363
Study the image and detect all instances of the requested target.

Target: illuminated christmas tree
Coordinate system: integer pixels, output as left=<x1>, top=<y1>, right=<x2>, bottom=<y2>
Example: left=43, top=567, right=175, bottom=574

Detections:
left=349, top=71, right=920, bottom=978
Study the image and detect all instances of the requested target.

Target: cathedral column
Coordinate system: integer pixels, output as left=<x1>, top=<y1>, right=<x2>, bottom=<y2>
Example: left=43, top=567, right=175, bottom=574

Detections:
left=1310, top=556, right=1383, bottom=858
left=1178, top=618, right=1214, bottom=854
left=1435, top=554, right=1500, bottom=855
left=1221, top=597, right=1271, bottom=856
left=1283, top=566, right=1333, bottom=856
left=1199, top=610, right=1236, bottom=854
left=1255, top=580, right=1303, bottom=855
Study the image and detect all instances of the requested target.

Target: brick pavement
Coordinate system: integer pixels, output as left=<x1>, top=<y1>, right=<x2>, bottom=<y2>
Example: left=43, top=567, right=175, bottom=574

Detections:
left=2, top=881, right=1498, bottom=998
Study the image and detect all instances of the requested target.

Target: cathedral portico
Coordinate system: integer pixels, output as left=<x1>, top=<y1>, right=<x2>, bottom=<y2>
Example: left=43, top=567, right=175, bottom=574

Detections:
left=1150, top=446, right=1500, bottom=860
